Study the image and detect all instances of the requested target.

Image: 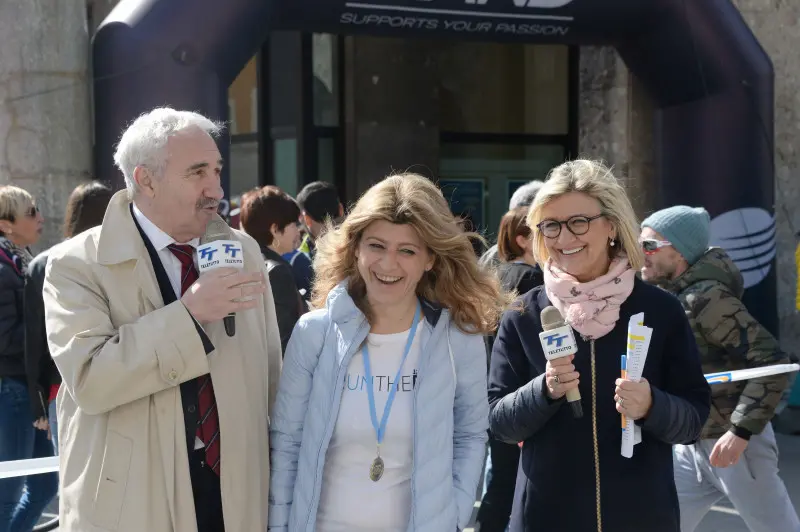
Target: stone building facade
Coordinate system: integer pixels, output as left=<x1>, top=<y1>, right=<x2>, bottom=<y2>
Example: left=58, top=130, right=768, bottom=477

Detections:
left=0, top=1, right=92, bottom=248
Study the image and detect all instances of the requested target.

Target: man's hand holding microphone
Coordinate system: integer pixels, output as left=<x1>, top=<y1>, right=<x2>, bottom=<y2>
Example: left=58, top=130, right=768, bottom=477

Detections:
left=181, top=268, right=265, bottom=324
left=181, top=235, right=266, bottom=331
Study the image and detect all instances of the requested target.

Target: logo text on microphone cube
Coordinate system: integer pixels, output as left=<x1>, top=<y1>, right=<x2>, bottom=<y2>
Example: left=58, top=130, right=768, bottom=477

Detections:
left=223, top=243, right=241, bottom=258
left=539, top=325, right=577, bottom=359
left=544, top=333, right=569, bottom=347
left=199, top=248, right=217, bottom=261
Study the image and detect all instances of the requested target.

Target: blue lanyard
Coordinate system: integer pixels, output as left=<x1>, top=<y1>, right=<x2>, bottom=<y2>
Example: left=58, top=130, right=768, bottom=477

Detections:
left=362, top=300, right=421, bottom=447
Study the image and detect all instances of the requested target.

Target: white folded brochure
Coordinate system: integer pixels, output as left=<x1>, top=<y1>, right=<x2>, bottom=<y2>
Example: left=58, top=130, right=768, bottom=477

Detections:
left=622, top=312, right=652, bottom=458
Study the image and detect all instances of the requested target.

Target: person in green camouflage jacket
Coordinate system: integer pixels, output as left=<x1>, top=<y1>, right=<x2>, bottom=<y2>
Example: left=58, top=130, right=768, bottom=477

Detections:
left=640, top=205, right=798, bottom=532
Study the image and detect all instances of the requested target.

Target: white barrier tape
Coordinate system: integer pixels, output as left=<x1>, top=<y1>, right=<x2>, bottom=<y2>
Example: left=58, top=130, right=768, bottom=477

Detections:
left=705, top=364, right=800, bottom=384
left=0, top=456, right=59, bottom=480
left=0, top=366, right=797, bottom=480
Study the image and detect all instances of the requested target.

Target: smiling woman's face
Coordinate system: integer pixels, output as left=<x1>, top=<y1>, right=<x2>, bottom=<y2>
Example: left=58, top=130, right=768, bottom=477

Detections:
left=356, top=220, right=434, bottom=310
left=539, top=191, right=616, bottom=282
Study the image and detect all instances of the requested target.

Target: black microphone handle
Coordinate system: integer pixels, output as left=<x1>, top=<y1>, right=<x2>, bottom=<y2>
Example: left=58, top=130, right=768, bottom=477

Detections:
left=569, top=400, right=584, bottom=419
left=224, top=313, right=236, bottom=337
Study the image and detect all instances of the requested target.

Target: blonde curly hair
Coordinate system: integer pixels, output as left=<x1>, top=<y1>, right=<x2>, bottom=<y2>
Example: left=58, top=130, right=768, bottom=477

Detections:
left=312, top=173, right=509, bottom=334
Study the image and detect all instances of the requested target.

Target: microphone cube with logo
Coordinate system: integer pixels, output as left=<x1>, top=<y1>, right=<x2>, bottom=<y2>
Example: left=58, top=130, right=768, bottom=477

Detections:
left=197, top=240, right=245, bottom=274
left=197, top=240, right=246, bottom=337
left=539, top=326, right=577, bottom=360
left=538, top=314, right=582, bottom=418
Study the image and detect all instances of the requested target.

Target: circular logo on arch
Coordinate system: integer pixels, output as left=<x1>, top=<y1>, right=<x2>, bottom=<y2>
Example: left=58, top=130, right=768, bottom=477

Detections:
left=709, top=207, right=776, bottom=289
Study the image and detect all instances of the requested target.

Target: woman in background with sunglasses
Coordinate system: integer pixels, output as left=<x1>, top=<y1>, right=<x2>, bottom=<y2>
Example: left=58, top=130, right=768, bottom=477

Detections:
left=487, top=160, right=711, bottom=532
left=0, top=185, right=54, bottom=532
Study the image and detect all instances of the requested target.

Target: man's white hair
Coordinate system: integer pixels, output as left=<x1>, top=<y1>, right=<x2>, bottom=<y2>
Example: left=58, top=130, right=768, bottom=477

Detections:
left=113, top=107, right=224, bottom=194
left=509, top=180, right=545, bottom=210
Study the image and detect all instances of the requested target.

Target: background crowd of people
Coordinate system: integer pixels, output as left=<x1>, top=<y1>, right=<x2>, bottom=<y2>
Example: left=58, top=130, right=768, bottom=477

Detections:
left=0, top=107, right=796, bottom=532
left=0, top=182, right=114, bottom=529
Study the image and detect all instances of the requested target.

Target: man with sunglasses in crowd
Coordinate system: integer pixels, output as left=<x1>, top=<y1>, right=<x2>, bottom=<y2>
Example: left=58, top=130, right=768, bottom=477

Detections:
left=640, top=205, right=798, bottom=532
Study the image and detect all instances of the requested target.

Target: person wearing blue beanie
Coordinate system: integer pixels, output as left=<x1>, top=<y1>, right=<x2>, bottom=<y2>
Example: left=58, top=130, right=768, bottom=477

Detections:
left=641, top=206, right=710, bottom=266
left=639, top=206, right=797, bottom=532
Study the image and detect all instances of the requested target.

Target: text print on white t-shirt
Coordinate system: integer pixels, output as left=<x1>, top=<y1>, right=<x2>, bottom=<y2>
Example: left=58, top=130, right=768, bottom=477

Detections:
left=315, top=327, right=423, bottom=532
left=345, top=369, right=418, bottom=393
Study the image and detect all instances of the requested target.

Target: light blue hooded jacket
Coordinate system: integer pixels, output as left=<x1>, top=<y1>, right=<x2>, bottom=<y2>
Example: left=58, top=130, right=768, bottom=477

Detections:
left=268, top=283, right=489, bottom=531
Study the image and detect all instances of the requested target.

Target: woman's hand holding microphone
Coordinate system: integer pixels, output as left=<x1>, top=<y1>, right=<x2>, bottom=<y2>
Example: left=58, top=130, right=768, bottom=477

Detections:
left=545, top=355, right=580, bottom=400
left=545, top=355, right=652, bottom=422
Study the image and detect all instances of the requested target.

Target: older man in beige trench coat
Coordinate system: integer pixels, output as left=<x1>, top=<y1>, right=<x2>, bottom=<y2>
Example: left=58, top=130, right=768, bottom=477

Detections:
left=43, top=108, right=282, bottom=532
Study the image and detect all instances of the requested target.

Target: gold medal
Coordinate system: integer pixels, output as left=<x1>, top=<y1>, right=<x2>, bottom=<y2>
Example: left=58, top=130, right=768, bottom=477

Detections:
left=370, top=445, right=384, bottom=482
left=370, top=455, right=385, bottom=482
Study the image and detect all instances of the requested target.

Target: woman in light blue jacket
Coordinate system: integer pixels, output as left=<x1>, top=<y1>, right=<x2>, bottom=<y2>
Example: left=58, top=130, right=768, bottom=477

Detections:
left=268, top=173, right=507, bottom=532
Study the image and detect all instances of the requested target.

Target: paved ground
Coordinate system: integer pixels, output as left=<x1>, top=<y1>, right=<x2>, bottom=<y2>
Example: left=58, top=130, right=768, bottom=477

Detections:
left=39, top=434, right=800, bottom=531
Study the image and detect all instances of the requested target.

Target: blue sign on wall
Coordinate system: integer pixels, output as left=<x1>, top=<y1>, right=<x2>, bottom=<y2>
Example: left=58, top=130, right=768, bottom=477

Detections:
left=439, top=179, right=485, bottom=230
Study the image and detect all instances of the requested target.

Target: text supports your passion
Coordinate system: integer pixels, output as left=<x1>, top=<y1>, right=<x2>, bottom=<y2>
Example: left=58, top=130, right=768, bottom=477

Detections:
left=340, top=12, right=570, bottom=36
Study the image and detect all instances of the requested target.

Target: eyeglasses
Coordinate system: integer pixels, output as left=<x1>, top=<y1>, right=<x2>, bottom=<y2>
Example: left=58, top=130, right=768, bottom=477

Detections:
left=536, top=214, right=604, bottom=239
left=641, top=239, right=672, bottom=255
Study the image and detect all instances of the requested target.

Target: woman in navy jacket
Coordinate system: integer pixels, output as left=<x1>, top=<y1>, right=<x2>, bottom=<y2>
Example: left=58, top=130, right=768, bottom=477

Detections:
left=488, top=160, right=711, bottom=532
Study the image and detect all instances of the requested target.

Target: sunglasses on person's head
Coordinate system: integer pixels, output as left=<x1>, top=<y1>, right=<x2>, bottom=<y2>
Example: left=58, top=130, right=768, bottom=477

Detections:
left=536, top=214, right=604, bottom=239
left=640, top=239, right=672, bottom=254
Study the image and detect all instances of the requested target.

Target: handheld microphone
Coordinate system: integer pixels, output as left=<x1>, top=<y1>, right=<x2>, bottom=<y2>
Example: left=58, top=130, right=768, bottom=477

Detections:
left=198, top=220, right=245, bottom=337
left=539, top=306, right=583, bottom=418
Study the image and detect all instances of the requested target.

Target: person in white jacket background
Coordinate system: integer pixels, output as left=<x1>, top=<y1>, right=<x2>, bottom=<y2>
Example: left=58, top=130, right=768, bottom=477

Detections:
left=268, top=173, right=509, bottom=532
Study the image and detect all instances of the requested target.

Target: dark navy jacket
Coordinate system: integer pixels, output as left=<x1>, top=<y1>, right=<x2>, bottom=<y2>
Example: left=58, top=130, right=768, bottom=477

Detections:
left=488, top=278, right=711, bottom=532
left=0, top=248, right=25, bottom=379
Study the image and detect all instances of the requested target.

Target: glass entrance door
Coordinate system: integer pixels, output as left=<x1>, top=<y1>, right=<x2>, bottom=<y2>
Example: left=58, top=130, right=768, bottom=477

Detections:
left=439, top=143, right=566, bottom=241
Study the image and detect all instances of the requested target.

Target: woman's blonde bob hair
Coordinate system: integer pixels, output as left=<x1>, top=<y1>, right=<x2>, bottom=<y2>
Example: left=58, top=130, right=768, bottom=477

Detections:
left=526, top=159, right=645, bottom=272
left=0, top=186, right=34, bottom=223
left=312, top=173, right=507, bottom=334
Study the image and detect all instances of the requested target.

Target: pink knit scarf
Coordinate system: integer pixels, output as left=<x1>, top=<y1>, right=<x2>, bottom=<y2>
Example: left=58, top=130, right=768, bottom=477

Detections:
left=543, top=256, right=636, bottom=340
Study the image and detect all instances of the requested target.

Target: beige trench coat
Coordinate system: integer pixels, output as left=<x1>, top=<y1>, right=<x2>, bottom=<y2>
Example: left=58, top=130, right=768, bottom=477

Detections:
left=43, top=192, right=282, bottom=531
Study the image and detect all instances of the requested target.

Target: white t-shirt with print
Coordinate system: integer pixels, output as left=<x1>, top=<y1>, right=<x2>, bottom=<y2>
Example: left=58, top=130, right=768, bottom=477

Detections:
left=315, top=326, right=422, bottom=532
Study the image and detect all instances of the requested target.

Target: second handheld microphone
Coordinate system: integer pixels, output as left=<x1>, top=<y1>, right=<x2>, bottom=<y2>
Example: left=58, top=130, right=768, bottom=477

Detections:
left=539, top=305, right=583, bottom=419
left=197, top=233, right=245, bottom=337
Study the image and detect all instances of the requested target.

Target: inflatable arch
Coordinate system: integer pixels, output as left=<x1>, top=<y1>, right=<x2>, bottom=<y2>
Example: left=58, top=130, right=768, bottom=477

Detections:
left=93, top=0, right=777, bottom=333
